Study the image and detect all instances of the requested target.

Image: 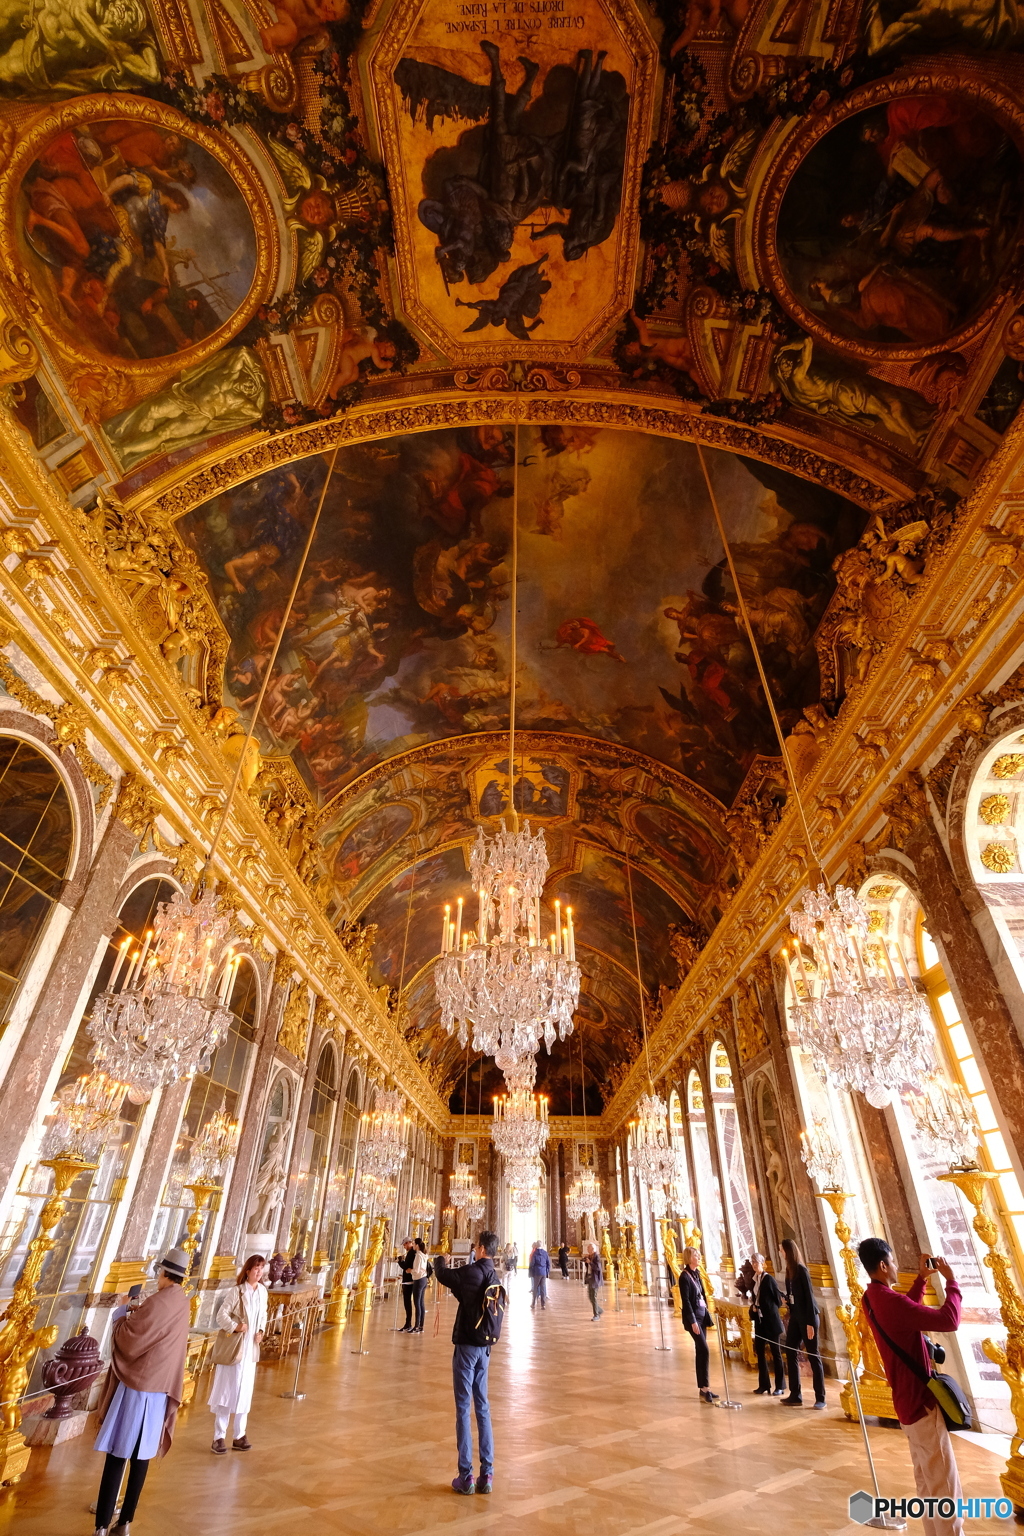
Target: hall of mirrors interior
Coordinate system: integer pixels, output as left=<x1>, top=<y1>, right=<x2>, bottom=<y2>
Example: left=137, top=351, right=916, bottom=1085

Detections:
left=4, top=0, right=1024, bottom=1529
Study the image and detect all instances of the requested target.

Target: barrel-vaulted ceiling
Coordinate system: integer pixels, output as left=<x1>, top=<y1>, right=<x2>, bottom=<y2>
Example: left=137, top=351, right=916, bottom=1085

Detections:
left=1, top=0, right=1021, bottom=1105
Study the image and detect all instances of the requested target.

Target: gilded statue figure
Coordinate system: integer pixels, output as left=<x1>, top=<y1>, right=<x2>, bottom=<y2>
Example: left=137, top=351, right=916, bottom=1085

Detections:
left=774, top=336, right=934, bottom=447
left=337, top=1210, right=366, bottom=1281
left=103, top=347, right=267, bottom=472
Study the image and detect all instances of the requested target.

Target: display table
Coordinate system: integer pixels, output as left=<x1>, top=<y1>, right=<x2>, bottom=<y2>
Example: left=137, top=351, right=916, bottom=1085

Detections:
left=264, top=1285, right=322, bottom=1357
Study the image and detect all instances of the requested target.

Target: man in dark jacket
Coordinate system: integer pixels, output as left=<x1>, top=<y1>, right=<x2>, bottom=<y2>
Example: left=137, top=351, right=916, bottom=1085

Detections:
left=558, top=1241, right=570, bottom=1279
left=434, top=1232, right=500, bottom=1496
left=583, top=1241, right=603, bottom=1319
left=529, top=1240, right=551, bottom=1309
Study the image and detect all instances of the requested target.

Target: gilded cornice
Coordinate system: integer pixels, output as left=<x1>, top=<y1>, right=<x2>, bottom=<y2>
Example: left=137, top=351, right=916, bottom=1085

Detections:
left=131, top=388, right=907, bottom=525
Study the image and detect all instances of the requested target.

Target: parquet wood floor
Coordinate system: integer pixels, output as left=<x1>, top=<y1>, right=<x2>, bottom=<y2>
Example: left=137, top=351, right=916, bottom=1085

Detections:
left=0, top=1272, right=1014, bottom=1535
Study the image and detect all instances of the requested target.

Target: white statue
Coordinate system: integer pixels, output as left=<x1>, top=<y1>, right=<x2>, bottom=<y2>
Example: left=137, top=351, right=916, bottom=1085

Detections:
left=247, top=1122, right=288, bottom=1235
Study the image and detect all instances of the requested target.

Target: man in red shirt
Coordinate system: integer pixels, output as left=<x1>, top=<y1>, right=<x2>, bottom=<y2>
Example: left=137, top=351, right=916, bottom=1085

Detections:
left=857, top=1237, right=964, bottom=1536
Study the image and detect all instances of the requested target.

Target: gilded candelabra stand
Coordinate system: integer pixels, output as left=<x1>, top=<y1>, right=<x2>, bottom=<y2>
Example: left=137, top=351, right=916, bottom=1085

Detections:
left=817, top=1190, right=896, bottom=1423
left=0, top=1153, right=96, bottom=1485
left=599, top=1223, right=616, bottom=1305
left=619, top=1223, right=648, bottom=1296
left=181, top=1179, right=219, bottom=1329
left=658, top=1219, right=682, bottom=1317
left=938, top=1168, right=1024, bottom=1512
left=326, top=1208, right=365, bottom=1330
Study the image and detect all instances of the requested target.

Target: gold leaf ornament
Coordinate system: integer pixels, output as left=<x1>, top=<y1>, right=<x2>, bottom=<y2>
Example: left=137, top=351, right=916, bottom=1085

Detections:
left=981, top=843, right=1016, bottom=873
left=980, top=793, right=1011, bottom=826
left=992, top=754, right=1024, bottom=779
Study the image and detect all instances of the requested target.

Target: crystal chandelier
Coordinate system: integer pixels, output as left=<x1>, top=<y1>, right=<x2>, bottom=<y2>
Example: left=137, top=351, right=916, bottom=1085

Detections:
left=188, top=1106, right=240, bottom=1183
left=491, top=1053, right=550, bottom=1161
left=628, top=1094, right=679, bottom=1188
left=800, top=1113, right=847, bottom=1191
left=783, top=883, right=935, bottom=1108
left=649, top=1180, right=688, bottom=1220
left=615, top=1199, right=637, bottom=1227
left=912, top=1075, right=981, bottom=1170
left=449, top=1163, right=476, bottom=1209
left=88, top=889, right=238, bottom=1099
left=566, top=1168, right=601, bottom=1225
left=359, top=1088, right=409, bottom=1181
left=464, top=1187, right=486, bottom=1223
left=42, top=1071, right=127, bottom=1164
left=435, top=823, right=580, bottom=1066
left=410, top=1196, right=436, bottom=1225
left=505, top=1153, right=542, bottom=1212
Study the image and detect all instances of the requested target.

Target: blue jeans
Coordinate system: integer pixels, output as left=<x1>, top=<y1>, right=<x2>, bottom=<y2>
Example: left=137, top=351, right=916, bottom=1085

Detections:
left=452, top=1345, right=493, bottom=1478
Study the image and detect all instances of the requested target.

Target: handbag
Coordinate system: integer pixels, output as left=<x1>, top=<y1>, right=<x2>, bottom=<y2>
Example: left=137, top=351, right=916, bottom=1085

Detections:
left=210, top=1288, right=246, bottom=1367
left=862, top=1294, right=973, bottom=1431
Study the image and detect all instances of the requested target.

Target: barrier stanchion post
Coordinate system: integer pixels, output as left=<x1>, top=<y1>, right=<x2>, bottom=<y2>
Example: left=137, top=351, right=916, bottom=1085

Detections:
left=712, top=1305, right=741, bottom=1410
left=845, top=1351, right=906, bottom=1531
left=280, top=1300, right=313, bottom=1401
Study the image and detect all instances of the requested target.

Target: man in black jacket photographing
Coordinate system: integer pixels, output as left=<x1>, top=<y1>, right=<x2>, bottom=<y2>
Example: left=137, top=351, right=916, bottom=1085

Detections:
left=434, top=1231, right=500, bottom=1496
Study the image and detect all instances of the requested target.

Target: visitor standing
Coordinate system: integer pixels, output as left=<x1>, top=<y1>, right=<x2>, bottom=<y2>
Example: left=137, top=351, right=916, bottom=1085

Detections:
left=411, top=1237, right=430, bottom=1333
left=583, top=1241, right=603, bottom=1319
left=93, top=1248, right=191, bottom=1536
left=779, top=1238, right=826, bottom=1409
left=858, top=1238, right=965, bottom=1536
left=678, top=1246, right=717, bottom=1404
left=749, top=1252, right=785, bottom=1395
left=435, top=1232, right=502, bottom=1496
left=396, top=1237, right=416, bottom=1333
left=558, top=1241, right=570, bottom=1279
left=208, top=1254, right=268, bottom=1452
left=529, top=1240, right=550, bottom=1310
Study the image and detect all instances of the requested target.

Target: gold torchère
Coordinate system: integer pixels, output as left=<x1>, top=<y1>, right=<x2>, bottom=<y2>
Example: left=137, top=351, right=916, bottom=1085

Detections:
left=938, top=1169, right=1024, bottom=1512
left=600, top=1224, right=616, bottom=1304
left=817, top=1191, right=896, bottom=1423
left=351, top=1213, right=388, bottom=1315
left=0, top=1154, right=95, bottom=1485
left=658, top=1219, right=682, bottom=1317
left=618, top=1222, right=647, bottom=1296
left=326, top=1209, right=365, bottom=1329
left=182, top=1178, right=219, bottom=1328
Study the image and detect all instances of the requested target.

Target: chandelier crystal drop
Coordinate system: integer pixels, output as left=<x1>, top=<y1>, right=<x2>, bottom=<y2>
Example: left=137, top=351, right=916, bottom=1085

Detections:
left=188, top=1107, right=240, bottom=1183
left=435, top=823, right=581, bottom=1065
left=88, top=889, right=238, bottom=1099
left=783, top=883, right=935, bottom=1108
left=628, top=1094, right=679, bottom=1189
left=359, top=1089, right=409, bottom=1183
left=912, top=1075, right=981, bottom=1170
left=42, top=1071, right=128, bottom=1164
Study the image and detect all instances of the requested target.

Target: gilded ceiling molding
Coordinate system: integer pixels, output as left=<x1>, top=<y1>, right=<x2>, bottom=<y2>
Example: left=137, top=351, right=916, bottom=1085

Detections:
left=136, top=389, right=903, bottom=524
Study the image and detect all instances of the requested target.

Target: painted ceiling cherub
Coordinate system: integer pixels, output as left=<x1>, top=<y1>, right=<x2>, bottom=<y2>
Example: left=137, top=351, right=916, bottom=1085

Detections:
left=267, top=136, right=379, bottom=284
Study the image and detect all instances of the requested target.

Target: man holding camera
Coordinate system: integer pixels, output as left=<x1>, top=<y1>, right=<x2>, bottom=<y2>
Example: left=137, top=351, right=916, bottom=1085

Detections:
left=857, top=1238, right=965, bottom=1536
left=434, top=1231, right=500, bottom=1496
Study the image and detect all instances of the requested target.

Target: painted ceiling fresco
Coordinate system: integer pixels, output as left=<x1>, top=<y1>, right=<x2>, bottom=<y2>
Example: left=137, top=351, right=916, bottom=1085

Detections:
left=5, top=0, right=1024, bottom=1107
left=179, top=424, right=865, bottom=806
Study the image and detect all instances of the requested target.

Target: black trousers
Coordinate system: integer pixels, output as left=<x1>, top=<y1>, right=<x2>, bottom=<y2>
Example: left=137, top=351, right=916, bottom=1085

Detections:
left=687, top=1320, right=710, bottom=1389
left=784, top=1319, right=826, bottom=1402
left=412, top=1277, right=427, bottom=1329
left=96, top=1429, right=149, bottom=1529
left=755, top=1328, right=786, bottom=1391
left=402, top=1282, right=413, bottom=1327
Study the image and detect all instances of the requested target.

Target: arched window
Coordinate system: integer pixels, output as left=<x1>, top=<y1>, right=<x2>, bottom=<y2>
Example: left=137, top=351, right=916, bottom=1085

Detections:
left=0, top=738, right=74, bottom=1030
left=686, top=1067, right=727, bottom=1283
left=147, top=956, right=258, bottom=1269
left=916, top=911, right=1024, bottom=1280
left=708, top=1040, right=756, bottom=1268
left=293, top=1044, right=337, bottom=1261
left=0, top=876, right=173, bottom=1356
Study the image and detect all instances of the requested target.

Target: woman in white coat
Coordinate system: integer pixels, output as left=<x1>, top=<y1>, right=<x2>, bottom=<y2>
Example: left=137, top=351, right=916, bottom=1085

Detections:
left=208, top=1254, right=268, bottom=1453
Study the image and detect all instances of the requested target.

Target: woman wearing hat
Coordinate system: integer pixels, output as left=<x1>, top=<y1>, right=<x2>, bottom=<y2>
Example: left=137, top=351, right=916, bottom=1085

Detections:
left=93, top=1248, right=191, bottom=1536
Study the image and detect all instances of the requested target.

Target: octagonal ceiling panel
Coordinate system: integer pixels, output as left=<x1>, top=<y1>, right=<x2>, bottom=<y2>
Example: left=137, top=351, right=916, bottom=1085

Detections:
left=367, top=0, right=657, bottom=361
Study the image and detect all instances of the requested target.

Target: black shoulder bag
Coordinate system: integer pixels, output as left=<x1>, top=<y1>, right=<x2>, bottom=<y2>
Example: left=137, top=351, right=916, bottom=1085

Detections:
left=862, top=1293, right=973, bottom=1431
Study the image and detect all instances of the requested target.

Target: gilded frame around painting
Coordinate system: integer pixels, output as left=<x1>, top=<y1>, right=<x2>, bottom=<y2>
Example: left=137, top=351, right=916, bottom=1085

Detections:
left=753, top=68, right=1024, bottom=364
left=0, top=94, right=280, bottom=382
